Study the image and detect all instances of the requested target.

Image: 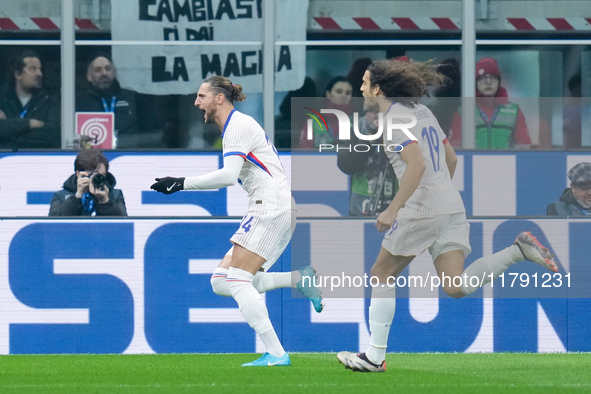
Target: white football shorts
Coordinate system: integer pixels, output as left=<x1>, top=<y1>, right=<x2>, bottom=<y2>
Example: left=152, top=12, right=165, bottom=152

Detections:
left=229, top=198, right=297, bottom=270
left=382, top=212, right=471, bottom=260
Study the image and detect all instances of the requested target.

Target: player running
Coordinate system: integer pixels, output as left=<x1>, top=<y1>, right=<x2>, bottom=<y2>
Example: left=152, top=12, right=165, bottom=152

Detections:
left=151, top=76, right=323, bottom=367
left=337, top=59, right=558, bottom=372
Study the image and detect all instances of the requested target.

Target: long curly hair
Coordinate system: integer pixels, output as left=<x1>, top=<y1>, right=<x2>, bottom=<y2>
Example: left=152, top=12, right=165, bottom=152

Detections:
left=367, top=59, right=444, bottom=107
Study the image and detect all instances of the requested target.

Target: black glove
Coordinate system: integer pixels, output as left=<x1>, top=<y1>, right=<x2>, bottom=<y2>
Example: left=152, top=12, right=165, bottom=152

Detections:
left=151, top=177, right=185, bottom=194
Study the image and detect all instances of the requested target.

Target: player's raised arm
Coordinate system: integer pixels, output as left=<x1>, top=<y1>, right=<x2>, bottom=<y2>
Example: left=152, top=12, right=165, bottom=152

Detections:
left=150, top=155, right=244, bottom=194
left=184, top=155, right=244, bottom=190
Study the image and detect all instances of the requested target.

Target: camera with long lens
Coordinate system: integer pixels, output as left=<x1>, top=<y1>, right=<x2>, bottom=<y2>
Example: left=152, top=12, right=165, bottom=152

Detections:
left=90, top=173, right=107, bottom=189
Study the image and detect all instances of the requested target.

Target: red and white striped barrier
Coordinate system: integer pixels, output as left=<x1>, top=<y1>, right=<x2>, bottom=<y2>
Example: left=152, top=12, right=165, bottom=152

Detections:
left=311, top=16, right=591, bottom=31
left=506, top=17, right=591, bottom=31
left=1, top=16, right=589, bottom=32
left=312, top=17, right=460, bottom=31
left=0, top=17, right=99, bottom=30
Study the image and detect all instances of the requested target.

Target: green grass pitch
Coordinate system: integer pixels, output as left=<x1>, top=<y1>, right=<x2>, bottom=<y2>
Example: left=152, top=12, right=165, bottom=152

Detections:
left=0, top=353, right=590, bottom=393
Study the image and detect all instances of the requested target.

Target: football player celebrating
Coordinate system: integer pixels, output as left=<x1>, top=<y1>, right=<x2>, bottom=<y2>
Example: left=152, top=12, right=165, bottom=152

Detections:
left=151, top=76, right=323, bottom=367
left=337, top=59, right=558, bottom=372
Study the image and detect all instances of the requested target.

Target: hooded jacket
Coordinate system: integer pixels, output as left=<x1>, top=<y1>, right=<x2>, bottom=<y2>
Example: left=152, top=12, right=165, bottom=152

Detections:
left=547, top=188, right=591, bottom=217
left=49, top=172, right=128, bottom=216
left=0, top=83, right=61, bottom=150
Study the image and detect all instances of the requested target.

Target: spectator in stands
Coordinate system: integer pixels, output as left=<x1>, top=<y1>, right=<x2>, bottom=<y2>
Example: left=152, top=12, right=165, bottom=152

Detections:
left=274, top=76, right=317, bottom=149
left=76, top=52, right=140, bottom=149
left=299, top=76, right=353, bottom=148
left=448, top=57, right=531, bottom=149
left=547, top=162, right=591, bottom=217
left=0, top=50, right=61, bottom=150
left=49, top=149, right=127, bottom=216
left=563, top=73, right=583, bottom=150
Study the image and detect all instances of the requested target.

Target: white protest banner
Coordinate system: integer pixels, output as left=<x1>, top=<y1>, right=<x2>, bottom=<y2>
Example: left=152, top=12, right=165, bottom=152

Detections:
left=111, top=0, right=308, bottom=95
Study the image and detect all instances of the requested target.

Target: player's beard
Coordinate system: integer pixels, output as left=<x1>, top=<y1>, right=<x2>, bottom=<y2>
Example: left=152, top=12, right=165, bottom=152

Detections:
left=363, top=96, right=380, bottom=112
left=203, top=106, right=217, bottom=124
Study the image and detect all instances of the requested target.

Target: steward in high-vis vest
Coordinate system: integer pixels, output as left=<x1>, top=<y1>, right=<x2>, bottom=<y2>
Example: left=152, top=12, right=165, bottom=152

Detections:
left=456, top=101, right=520, bottom=149
left=448, top=57, right=531, bottom=149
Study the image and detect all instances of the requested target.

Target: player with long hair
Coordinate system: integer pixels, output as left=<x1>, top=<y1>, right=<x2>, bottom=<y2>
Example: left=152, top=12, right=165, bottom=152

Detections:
left=337, top=59, right=558, bottom=372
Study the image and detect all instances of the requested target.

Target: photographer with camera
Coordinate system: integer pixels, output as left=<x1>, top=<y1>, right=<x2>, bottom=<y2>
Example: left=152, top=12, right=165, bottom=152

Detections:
left=337, top=108, right=397, bottom=216
left=49, top=149, right=127, bottom=216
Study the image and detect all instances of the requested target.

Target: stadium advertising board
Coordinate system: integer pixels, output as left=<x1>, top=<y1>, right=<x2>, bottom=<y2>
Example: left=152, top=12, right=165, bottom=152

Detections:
left=0, top=151, right=590, bottom=217
left=0, top=218, right=589, bottom=354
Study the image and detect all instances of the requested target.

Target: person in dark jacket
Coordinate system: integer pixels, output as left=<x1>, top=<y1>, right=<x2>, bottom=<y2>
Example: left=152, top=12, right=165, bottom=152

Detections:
left=337, top=108, right=396, bottom=216
left=76, top=52, right=140, bottom=148
left=547, top=162, right=591, bottom=217
left=49, top=149, right=127, bottom=216
left=0, top=50, right=61, bottom=150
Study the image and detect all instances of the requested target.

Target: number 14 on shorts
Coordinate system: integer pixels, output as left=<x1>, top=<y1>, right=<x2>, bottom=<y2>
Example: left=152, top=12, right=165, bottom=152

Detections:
left=239, top=216, right=254, bottom=233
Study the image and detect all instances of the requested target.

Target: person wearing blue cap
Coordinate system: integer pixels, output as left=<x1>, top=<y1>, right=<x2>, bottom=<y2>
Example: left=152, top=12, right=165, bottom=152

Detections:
left=547, top=162, right=591, bottom=217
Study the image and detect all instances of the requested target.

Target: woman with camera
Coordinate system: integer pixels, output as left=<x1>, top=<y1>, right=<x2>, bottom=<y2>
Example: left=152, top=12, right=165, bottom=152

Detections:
left=49, top=149, right=127, bottom=216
